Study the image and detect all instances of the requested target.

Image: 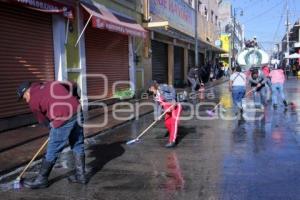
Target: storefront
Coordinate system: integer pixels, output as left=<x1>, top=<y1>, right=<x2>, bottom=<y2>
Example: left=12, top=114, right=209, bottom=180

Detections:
left=174, top=46, right=184, bottom=87
left=151, top=40, right=168, bottom=83
left=0, top=0, right=72, bottom=120
left=79, top=1, right=146, bottom=100
left=148, top=0, right=195, bottom=87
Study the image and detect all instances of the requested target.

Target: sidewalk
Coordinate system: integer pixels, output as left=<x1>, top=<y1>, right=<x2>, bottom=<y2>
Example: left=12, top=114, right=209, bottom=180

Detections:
left=0, top=78, right=228, bottom=177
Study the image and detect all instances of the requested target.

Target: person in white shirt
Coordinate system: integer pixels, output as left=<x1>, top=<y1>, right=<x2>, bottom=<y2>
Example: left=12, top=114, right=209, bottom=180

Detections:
left=229, top=66, right=247, bottom=114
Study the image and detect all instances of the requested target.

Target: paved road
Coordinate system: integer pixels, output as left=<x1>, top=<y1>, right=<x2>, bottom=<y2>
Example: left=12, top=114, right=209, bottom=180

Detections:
left=1, top=79, right=300, bottom=200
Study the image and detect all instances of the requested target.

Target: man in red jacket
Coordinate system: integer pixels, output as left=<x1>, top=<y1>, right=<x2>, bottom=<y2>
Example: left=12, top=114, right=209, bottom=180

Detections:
left=17, top=81, right=87, bottom=189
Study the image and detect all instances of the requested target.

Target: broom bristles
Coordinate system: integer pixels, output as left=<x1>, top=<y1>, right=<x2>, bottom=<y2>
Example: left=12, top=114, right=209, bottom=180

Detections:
left=126, top=139, right=138, bottom=145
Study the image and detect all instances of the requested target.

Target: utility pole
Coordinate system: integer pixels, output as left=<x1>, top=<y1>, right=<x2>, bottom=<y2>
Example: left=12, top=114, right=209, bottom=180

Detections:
left=286, top=0, right=290, bottom=67
left=230, top=8, right=236, bottom=69
left=233, top=8, right=236, bottom=67
left=195, top=0, right=199, bottom=67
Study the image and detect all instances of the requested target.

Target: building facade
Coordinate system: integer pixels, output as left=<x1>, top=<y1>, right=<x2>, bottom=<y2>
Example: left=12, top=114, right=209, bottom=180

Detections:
left=218, top=0, right=244, bottom=67
left=0, top=0, right=224, bottom=131
left=0, top=0, right=146, bottom=131
left=280, top=19, right=300, bottom=65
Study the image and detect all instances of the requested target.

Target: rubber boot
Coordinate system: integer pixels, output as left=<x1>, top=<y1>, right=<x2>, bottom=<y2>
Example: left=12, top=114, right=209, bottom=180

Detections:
left=68, top=154, right=88, bottom=184
left=23, top=159, right=54, bottom=189
left=283, top=100, right=288, bottom=107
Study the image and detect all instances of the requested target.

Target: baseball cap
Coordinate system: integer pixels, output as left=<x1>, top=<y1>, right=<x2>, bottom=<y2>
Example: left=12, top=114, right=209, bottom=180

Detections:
left=17, top=81, right=31, bottom=101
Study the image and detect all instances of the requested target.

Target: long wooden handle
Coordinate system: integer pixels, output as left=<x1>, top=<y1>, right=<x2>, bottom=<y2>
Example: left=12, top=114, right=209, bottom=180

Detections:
left=213, top=88, right=256, bottom=111
left=245, top=87, right=257, bottom=97
left=17, top=138, right=49, bottom=179
left=136, top=104, right=176, bottom=140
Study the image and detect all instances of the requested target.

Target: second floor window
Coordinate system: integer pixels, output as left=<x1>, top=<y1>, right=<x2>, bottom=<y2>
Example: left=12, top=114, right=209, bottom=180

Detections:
left=198, top=0, right=202, bottom=12
left=204, top=6, right=208, bottom=19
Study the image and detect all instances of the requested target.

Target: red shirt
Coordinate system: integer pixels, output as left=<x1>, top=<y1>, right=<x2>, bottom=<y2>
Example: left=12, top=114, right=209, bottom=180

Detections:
left=28, top=81, right=80, bottom=128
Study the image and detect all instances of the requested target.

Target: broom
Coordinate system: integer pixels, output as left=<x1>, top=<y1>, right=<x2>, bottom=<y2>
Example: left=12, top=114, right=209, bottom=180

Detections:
left=13, top=138, right=49, bottom=189
left=206, top=87, right=257, bottom=117
left=126, top=104, right=176, bottom=145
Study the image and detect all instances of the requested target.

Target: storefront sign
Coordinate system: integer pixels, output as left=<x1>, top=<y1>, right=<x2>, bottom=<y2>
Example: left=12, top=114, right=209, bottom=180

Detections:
left=8, top=0, right=73, bottom=18
left=220, top=34, right=230, bottom=53
left=150, top=0, right=195, bottom=37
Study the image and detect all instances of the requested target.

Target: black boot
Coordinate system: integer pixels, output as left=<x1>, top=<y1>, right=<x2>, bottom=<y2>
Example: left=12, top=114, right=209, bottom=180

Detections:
left=165, top=142, right=176, bottom=148
left=23, top=159, right=54, bottom=189
left=68, top=154, right=88, bottom=184
left=283, top=100, right=288, bottom=107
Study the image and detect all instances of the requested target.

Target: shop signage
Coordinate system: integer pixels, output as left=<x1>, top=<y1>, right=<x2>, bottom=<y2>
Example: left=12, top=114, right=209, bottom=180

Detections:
left=150, top=0, right=195, bottom=37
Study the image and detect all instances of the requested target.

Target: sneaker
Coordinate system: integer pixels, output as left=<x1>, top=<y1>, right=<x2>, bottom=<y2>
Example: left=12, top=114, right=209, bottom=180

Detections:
left=283, top=100, right=288, bottom=107
left=273, top=104, right=278, bottom=109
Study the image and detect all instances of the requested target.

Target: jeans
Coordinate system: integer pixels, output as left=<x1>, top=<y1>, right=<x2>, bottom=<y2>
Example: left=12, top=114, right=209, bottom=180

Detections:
left=46, top=114, right=85, bottom=162
left=187, top=77, right=199, bottom=92
left=232, top=86, right=246, bottom=112
left=271, top=83, right=286, bottom=105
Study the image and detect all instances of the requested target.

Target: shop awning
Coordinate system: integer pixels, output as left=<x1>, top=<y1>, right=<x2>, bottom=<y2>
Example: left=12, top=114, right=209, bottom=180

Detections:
left=2, top=0, right=73, bottom=19
left=80, top=1, right=146, bottom=38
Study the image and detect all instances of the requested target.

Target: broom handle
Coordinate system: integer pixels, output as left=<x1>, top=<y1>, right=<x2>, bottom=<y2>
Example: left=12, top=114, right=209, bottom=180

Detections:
left=213, top=87, right=256, bottom=111
left=245, top=87, right=256, bottom=97
left=17, top=138, right=49, bottom=179
left=136, top=104, right=176, bottom=140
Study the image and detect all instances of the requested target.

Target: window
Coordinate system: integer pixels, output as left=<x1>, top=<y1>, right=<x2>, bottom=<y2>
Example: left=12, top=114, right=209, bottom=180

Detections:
left=198, top=0, right=202, bottom=12
left=215, top=16, right=218, bottom=25
left=204, top=6, right=208, bottom=19
left=211, top=11, right=214, bottom=22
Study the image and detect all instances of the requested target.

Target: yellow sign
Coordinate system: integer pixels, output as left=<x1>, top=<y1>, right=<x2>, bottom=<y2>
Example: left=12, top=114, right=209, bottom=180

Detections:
left=220, top=34, right=230, bottom=52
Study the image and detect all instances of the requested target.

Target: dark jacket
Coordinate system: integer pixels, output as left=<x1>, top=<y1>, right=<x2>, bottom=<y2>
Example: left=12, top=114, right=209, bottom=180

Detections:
left=188, top=68, right=198, bottom=79
left=28, top=81, right=80, bottom=128
left=248, top=73, right=267, bottom=91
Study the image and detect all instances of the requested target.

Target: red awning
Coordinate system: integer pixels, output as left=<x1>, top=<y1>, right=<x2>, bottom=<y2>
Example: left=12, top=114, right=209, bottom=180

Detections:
left=2, top=0, right=73, bottom=19
left=80, top=1, right=146, bottom=38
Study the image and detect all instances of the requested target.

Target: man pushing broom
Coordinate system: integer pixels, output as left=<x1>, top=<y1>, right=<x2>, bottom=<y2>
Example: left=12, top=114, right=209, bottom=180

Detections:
left=16, top=81, right=87, bottom=189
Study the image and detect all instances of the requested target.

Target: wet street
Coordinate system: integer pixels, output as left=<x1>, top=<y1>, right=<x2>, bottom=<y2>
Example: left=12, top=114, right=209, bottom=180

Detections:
left=2, top=79, right=300, bottom=200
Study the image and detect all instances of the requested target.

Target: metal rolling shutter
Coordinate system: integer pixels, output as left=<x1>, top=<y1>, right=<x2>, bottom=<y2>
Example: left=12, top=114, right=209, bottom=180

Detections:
left=151, top=40, right=168, bottom=84
left=188, top=50, right=195, bottom=69
left=174, top=46, right=184, bottom=87
left=199, top=53, right=205, bottom=66
left=0, top=3, right=55, bottom=119
left=85, top=27, right=129, bottom=99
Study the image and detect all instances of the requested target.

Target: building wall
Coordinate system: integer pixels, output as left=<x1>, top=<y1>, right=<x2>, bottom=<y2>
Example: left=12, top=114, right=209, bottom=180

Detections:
left=197, top=0, right=220, bottom=44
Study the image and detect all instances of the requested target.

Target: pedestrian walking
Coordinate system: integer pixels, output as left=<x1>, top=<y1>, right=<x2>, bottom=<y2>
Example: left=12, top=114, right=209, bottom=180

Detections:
left=149, top=81, right=182, bottom=148
left=16, top=81, right=87, bottom=189
left=269, top=65, right=288, bottom=109
left=229, top=66, right=247, bottom=115
left=248, top=68, right=267, bottom=108
left=187, top=67, right=200, bottom=92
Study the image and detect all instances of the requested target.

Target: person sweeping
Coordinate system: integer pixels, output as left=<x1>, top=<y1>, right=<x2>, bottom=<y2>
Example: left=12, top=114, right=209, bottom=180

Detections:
left=229, top=66, right=247, bottom=115
left=16, top=81, right=87, bottom=189
left=149, top=81, right=182, bottom=148
left=269, top=65, right=288, bottom=109
left=187, top=67, right=200, bottom=93
left=248, top=68, right=267, bottom=109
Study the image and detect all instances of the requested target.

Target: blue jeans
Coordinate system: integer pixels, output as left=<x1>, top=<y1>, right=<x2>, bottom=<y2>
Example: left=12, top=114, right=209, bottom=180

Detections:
left=271, top=83, right=285, bottom=105
left=46, top=114, right=85, bottom=162
left=253, top=87, right=265, bottom=106
left=232, top=86, right=246, bottom=112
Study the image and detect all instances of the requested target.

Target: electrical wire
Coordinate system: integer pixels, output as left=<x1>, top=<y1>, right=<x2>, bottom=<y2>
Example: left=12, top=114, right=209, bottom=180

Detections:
left=243, top=1, right=285, bottom=23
